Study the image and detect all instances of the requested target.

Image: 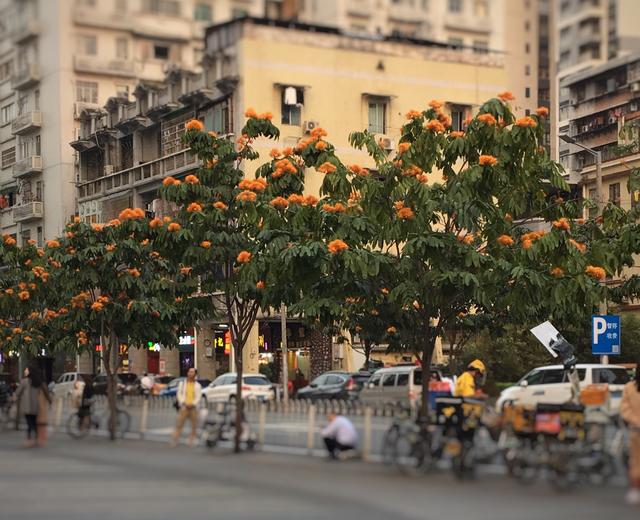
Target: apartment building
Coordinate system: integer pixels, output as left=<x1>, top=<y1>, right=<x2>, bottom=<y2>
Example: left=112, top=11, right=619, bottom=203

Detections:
left=555, top=0, right=640, bottom=177
left=72, top=16, right=507, bottom=380
left=0, top=0, right=286, bottom=250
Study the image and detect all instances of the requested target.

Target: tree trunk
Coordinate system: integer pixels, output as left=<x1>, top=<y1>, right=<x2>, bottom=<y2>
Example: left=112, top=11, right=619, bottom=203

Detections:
left=234, top=340, right=243, bottom=453
left=419, top=333, right=436, bottom=421
left=103, top=331, right=118, bottom=441
left=363, top=339, right=372, bottom=370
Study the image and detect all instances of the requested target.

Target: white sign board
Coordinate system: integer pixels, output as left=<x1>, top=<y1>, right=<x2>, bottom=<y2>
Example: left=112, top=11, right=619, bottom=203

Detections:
left=530, top=321, right=560, bottom=358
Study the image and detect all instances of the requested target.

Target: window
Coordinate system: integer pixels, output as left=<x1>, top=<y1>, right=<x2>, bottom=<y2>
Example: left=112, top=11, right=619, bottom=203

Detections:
left=368, top=99, right=387, bottom=134
left=1, top=147, right=15, bottom=169
left=37, top=226, right=42, bottom=247
left=17, top=95, right=28, bottom=116
left=20, top=229, right=31, bottom=246
left=521, top=369, right=545, bottom=385
left=116, top=38, right=128, bottom=60
left=525, top=42, right=530, bottom=54
left=194, top=2, right=212, bottom=21
left=609, top=182, right=620, bottom=206
left=326, top=375, right=346, bottom=385
left=143, top=0, right=180, bottom=15
left=76, top=81, right=98, bottom=103
left=396, top=373, right=409, bottom=386
left=448, top=37, right=464, bottom=48
left=474, top=0, right=487, bottom=17
left=541, top=370, right=565, bottom=384
left=473, top=40, right=488, bottom=54
left=368, top=373, right=382, bottom=386
left=525, top=87, right=531, bottom=98
left=450, top=106, right=466, bottom=131
left=524, top=20, right=530, bottom=31
left=448, top=0, right=463, bottom=12
left=78, top=34, right=97, bottom=55
left=525, top=109, right=531, bottom=116
left=281, top=86, right=304, bottom=126
left=35, top=181, right=42, bottom=201
left=115, top=84, right=129, bottom=98
left=161, top=112, right=195, bottom=155
left=210, top=99, right=231, bottom=134
left=1, top=104, right=14, bottom=125
left=381, top=373, right=396, bottom=386
left=593, top=368, right=629, bottom=385
left=0, top=60, right=12, bottom=82
left=588, top=188, right=598, bottom=217
left=525, top=64, right=531, bottom=76
left=232, top=8, right=249, bottom=18
left=153, top=44, right=169, bottom=60
left=243, top=376, right=270, bottom=385
left=34, top=89, right=39, bottom=111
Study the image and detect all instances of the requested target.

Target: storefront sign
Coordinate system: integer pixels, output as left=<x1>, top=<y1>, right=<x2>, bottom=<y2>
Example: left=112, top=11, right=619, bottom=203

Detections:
left=159, top=359, right=166, bottom=374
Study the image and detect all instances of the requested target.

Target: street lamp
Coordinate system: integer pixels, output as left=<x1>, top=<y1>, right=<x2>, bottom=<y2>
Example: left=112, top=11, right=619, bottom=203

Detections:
left=559, top=135, right=608, bottom=364
left=559, top=134, right=603, bottom=213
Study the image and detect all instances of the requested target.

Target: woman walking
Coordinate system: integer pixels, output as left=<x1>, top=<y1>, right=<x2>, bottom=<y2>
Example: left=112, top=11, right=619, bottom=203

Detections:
left=33, top=368, right=52, bottom=446
left=621, top=362, right=640, bottom=505
left=15, top=367, right=39, bottom=448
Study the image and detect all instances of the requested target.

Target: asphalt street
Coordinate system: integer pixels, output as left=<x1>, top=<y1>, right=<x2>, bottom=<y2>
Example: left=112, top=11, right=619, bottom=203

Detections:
left=0, top=431, right=637, bottom=520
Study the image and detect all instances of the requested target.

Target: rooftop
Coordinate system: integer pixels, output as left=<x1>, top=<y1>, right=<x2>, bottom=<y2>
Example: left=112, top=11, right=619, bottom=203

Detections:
left=561, top=53, right=640, bottom=87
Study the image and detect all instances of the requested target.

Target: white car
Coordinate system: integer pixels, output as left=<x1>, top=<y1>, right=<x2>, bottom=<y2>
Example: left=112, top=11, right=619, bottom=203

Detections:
left=496, top=364, right=630, bottom=413
left=201, top=373, right=274, bottom=403
left=52, top=372, right=90, bottom=397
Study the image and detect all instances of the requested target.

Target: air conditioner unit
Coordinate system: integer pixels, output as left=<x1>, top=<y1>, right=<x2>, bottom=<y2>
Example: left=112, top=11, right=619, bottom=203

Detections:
left=376, top=134, right=394, bottom=151
left=303, top=120, right=320, bottom=134
left=104, top=164, right=115, bottom=175
left=630, top=101, right=639, bottom=112
left=630, top=82, right=640, bottom=92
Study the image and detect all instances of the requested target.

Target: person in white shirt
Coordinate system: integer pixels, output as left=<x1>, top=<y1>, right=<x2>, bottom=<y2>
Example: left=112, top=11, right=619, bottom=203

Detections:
left=321, top=412, right=358, bottom=459
left=140, top=372, right=153, bottom=395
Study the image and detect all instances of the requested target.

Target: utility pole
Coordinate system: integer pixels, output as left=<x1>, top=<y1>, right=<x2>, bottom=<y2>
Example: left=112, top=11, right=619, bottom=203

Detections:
left=280, top=303, right=289, bottom=408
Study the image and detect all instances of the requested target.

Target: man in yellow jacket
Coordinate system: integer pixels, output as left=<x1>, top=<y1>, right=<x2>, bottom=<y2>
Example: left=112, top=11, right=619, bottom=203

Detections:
left=454, top=359, right=487, bottom=398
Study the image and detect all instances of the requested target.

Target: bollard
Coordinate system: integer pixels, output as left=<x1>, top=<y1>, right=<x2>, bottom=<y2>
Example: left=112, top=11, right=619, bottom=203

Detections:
left=307, top=404, right=316, bottom=454
left=362, top=406, right=372, bottom=462
left=55, top=397, right=64, bottom=431
left=258, top=402, right=266, bottom=447
left=139, top=397, right=149, bottom=439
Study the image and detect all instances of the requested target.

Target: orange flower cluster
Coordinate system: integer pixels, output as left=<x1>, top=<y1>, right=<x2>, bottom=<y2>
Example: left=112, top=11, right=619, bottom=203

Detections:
left=287, top=194, right=305, bottom=205
left=236, top=134, right=250, bottom=152
left=304, top=195, right=319, bottom=206
left=273, top=158, right=297, bottom=178
left=236, top=190, right=258, bottom=203
left=167, top=222, right=181, bottom=232
left=520, top=230, right=545, bottom=250
left=237, top=251, right=252, bottom=264
left=205, top=159, right=218, bottom=169
left=180, top=267, right=192, bottom=275
left=398, top=142, right=411, bottom=154
left=187, top=202, right=203, bottom=213
left=238, top=178, right=268, bottom=191
left=552, top=218, right=570, bottom=231
left=315, top=141, right=328, bottom=151
left=477, top=113, right=497, bottom=126
left=270, top=148, right=281, bottom=158
left=213, top=201, right=228, bottom=211
left=317, top=162, right=338, bottom=174
left=4, top=235, right=18, bottom=247
left=140, top=239, right=149, bottom=246
left=244, top=108, right=273, bottom=120
left=416, top=173, right=429, bottom=184
left=77, top=331, right=88, bottom=346
left=149, top=218, right=163, bottom=228
left=311, top=127, right=328, bottom=139
left=405, top=109, right=422, bottom=120
left=162, top=176, right=181, bottom=187
left=348, top=164, right=369, bottom=177
left=396, top=207, right=415, bottom=220
left=450, top=131, right=465, bottom=138
left=425, top=119, right=445, bottom=133
left=550, top=267, right=564, bottom=278
left=119, top=207, right=145, bottom=220
left=497, top=91, right=516, bottom=102
left=256, top=281, right=265, bottom=290
left=347, top=191, right=361, bottom=205
left=91, top=301, right=104, bottom=312
left=18, top=290, right=30, bottom=301
left=71, top=291, right=91, bottom=309
left=516, top=116, right=537, bottom=128
left=91, top=224, right=104, bottom=232
left=200, top=241, right=212, bottom=248
left=31, top=266, right=49, bottom=282
left=185, top=119, right=204, bottom=132
left=328, top=239, right=349, bottom=255
left=457, top=234, right=474, bottom=245
left=185, top=175, right=200, bottom=184
left=569, top=239, right=587, bottom=253
left=387, top=326, right=397, bottom=334
left=437, top=111, right=452, bottom=128
left=585, top=265, right=606, bottom=280
left=536, top=107, right=549, bottom=117
left=322, top=203, right=347, bottom=214
left=428, top=100, right=442, bottom=109
left=402, top=165, right=423, bottom=177
left=127, top=268, right=141, bottom=277
left=497, top=234, right=515, bottom=246
left=270, top=197, right=289, bottom=210
left=479, top=155, right=498, bottom=166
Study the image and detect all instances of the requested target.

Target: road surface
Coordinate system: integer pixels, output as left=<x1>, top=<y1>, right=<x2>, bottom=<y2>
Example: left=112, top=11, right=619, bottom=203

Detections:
left=0, top=432, right=636, bottom=520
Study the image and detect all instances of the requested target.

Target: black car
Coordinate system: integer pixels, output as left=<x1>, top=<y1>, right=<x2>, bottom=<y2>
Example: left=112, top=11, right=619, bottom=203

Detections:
left=93, top=373, right=142, bottom=396
left=296, top=371, right=361, bottom=401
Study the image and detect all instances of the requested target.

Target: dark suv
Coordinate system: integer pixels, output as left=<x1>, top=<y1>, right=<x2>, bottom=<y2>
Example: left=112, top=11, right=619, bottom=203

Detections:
left=93, top=373, right=142, bottom=396
left=296, top=371, right=363, bottom=401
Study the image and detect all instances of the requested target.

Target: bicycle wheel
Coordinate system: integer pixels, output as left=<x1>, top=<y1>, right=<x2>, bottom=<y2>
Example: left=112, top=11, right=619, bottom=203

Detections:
left=394, top=429, right=429, bottom=477
left=66, top=412, right=90, bottom=439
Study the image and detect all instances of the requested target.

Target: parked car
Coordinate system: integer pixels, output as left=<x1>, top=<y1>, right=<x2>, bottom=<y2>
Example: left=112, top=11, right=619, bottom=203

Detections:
left=201, top=373, right=273, bottom=403
left=358, top=365, right=448, bottom=406
left=296, top=371, right=361, bottom=401
left=152, top=375, right=176, bottom=396
left=495, top=364, right=630, bottom=413
left=159, top=377, right=211, bottom=398
left=93, top=373, right=142, bottom=396
left=51, top=372, right=91, bottom=397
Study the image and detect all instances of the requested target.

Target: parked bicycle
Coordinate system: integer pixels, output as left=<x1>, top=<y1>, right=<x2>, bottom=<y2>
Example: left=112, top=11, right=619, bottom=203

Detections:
left=201, top=401, right=256, bottom=450
left=66, top=404, right=131, bottom=439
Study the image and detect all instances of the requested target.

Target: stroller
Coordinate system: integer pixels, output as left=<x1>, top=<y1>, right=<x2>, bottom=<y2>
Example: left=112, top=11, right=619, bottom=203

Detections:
left=201, top=401, right=257, bottom=450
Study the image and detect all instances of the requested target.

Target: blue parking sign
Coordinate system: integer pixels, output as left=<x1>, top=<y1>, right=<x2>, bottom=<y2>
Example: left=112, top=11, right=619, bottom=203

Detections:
left=592, top=315, right=621, bottom=355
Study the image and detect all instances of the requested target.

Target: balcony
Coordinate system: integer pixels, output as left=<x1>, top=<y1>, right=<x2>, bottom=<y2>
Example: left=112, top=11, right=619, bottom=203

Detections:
left=73, top=3, right=131, bottom=30
left=11, top=111, right=42, bottom=136
left=77, top=149, right=198, bottom=202
left=74, top=55, right=136, bottom=78
left=12, top=156, right=42, bottom=179
left=445, top=13, right=491, bottom=34
left=12, top=19, right=39, bottom=44
left=13, top=201, right=43, bottom=222
left=10, top=63, right=40, bottom=90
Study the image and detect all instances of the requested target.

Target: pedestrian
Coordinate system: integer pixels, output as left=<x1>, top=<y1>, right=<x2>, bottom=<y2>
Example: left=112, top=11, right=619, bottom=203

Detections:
left=170, top=368, right=202, bottom=447
left=621, top=362, right=640, bottom=505
left=140, top=372, right=153, bottom=396
left=33, top=368, right=52, bottom=447
left=454, top=359, right=487, bottom=398
left=78, top=375, right=94, bottom=432
left=321, top=412, right=358, bottom=460
left=15, top=367, right=38, bottom=447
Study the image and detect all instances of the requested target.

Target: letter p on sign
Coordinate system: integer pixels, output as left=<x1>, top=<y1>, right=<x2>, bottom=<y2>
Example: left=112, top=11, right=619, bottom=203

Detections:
left=592, top=317, right=607, bottom=345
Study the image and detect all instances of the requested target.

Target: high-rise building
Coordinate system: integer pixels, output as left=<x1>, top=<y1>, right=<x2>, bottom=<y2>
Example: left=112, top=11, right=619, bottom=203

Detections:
left=555, top=0, right=640, bottom=176
left=0, top=0, right=280, bottom=245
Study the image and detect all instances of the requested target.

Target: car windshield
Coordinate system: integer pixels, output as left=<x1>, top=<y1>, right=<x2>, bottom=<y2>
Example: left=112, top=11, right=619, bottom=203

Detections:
left=244, top=376, right=270, bottom=385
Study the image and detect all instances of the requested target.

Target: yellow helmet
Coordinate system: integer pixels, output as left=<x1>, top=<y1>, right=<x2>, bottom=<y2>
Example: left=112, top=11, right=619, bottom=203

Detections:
left=468, top=359, right=486, bottom=374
